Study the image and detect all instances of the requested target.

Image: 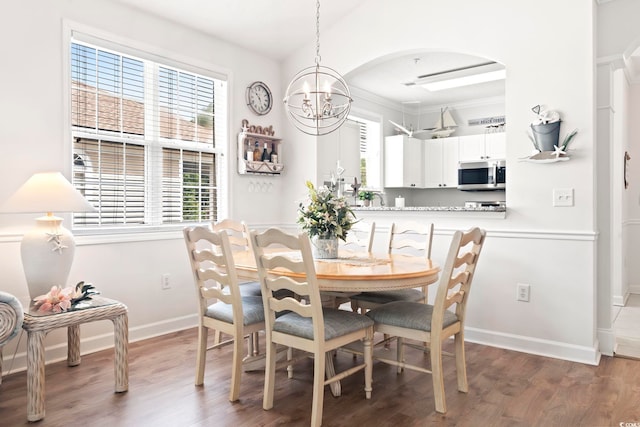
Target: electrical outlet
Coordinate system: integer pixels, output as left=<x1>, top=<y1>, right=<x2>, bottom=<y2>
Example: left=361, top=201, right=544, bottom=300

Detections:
left=516, top=283, right=530, bottom=302
left=161, top=273, right=171, bottom=290
left=553, top=188, right=574, bottom=207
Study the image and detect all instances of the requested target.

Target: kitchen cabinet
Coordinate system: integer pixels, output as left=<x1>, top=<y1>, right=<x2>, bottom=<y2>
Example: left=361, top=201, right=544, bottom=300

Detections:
left=424, top=136, right=459, bottom=188
left=458, top=132, right=506, bottom=161
left=384, top=135, right=422, bottom=188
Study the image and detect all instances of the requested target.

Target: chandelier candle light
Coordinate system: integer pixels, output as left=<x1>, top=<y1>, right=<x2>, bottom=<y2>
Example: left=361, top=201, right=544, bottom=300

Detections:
left=283, top=0, right=352, bottom=136
left=1, top=172, right=96, bottom=300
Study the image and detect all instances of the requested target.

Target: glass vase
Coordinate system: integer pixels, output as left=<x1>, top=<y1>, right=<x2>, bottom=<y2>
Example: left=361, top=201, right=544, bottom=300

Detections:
left=311, top=235, right=339, bottom=259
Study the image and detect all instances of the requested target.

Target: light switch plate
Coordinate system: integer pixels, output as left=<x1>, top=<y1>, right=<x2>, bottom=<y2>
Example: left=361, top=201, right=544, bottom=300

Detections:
left=553, top=188, right=574, bottom=207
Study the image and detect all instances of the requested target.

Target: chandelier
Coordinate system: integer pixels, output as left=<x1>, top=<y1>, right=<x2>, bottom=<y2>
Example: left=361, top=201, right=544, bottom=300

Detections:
left=283, top=0, right=352, bottom=136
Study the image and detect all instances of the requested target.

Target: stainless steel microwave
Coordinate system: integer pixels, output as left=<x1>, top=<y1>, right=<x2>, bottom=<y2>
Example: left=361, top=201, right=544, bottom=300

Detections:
left=458, top=160, right=506, bottom=191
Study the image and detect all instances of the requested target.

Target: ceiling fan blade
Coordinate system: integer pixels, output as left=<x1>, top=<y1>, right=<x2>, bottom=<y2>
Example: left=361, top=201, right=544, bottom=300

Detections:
left=388, top=119, right=413, bottom=137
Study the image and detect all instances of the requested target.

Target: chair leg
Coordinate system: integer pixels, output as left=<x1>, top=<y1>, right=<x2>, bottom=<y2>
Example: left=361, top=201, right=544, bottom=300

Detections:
left=195, top=326, right=208, bottom=386
left=311, top=351, right=326, bottom=427
left=384, top=333, right=391, bottom=348
left=247, top=333, right=254, bottom=357
left=454, top=332, right=468, bottom=393
left=430, top=339, right=446, bottom=413
left=396, top=337, right=404, bottom=374
left=263, top=340, right=277, bottom=410
left=350, top=300, right=360, bottom=313
left=213, top=329, right=221, bottom=346
left=364, top=331, right=373, bottom=399
left=287, top=347, right=294, bottom=379
left=229, top=330, right=243, bottom=402
left=252, top=332, right=260, bottom=356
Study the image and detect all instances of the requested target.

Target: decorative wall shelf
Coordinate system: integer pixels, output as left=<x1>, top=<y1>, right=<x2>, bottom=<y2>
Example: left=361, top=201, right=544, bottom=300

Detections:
left=237, top=122, right=283, bottom=175
left=519, top=151, right=570, bottom=164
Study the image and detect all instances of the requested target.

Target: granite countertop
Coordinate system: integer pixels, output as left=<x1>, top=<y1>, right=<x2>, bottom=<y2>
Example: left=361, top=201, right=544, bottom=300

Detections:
left=351, top=206, right=506, bottom=213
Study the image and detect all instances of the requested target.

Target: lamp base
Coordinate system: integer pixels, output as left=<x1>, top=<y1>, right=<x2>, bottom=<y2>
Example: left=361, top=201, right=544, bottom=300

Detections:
left=21, top=215, right=75, bottom=300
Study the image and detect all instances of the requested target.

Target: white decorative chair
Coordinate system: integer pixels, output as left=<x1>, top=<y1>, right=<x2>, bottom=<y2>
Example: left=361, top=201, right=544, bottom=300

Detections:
left=350, top=221, right=434, bottom=313
left=212, top=219, right=262, bottom=297
left=341, top=220, right=375, bottom=253
left=250, top=227, right=373, bottom=427
left=365, top=227, right=486, bottom=413
left=212, top=219, right=262, bottom=353
left=183, top=225, right=265, bottom=402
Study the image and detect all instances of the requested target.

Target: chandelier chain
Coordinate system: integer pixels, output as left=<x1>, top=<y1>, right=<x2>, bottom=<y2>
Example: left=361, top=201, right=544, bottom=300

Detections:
left=315, top=0, right=321, bottom=65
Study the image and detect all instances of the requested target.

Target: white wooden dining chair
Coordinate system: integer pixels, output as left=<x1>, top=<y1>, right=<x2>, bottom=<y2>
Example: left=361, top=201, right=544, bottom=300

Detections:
left=341, top=220, right=375, bottom=253
left=250, top=227, right=373, bottom=427
left=212, top=219, right=262, bottom=353
left=365, top=227, right=486, bottom=413
left=183, top=225, right=265, bottom=402
left=350, top=221, right=434, bottom=313
left=213, top=219, right=262, bottom=297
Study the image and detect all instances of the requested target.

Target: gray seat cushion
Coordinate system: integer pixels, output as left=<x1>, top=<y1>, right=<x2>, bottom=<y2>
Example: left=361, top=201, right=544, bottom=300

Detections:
left=350, top=288, right=425, bottom=304
left=206, top=295, right=264, bottom=326
left=238, top=281, right=262, bottom=297
left=365, top=301, right=458, bottom=332
left=274, top=308, right=373, bottom=340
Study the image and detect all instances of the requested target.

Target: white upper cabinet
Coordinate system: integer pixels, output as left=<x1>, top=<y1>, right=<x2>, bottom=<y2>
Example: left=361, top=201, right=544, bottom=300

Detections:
left=384, top=135, right=423, bottom=188
left=458, top=132, right=506, bottom=161
left=424, top=137, right=459, bottom=188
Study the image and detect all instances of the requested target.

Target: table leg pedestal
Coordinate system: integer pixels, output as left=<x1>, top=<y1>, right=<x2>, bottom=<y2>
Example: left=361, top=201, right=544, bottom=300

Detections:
left=27, top=330, right=46, bottom=422
left=326, top=353, right=341, bottom=397
left=113, top=313, right=129, bottom=392
left=68, top=324, right=81, bottom=366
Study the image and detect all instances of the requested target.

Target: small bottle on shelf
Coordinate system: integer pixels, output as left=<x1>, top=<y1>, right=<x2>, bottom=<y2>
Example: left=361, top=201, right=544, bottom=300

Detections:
left=245, top=140, right=253, bottom=162
left=261, top=142, right=269, bottom=162
left=253, top=141, right=261, bottom=161
left=270, top=143, right=278, bottom=163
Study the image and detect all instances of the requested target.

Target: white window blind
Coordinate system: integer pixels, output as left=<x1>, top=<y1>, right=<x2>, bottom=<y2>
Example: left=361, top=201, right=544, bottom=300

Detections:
left=70, top=39, right=225, bottom=228
left=348, top=115, right=382, bottom=190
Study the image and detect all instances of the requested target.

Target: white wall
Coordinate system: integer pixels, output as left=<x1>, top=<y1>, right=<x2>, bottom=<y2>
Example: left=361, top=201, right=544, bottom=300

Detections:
left=626, top=84, right=640, bottom=294
left=5, top=0, right=634, bottom=374
left=0, top=0, right=286, bottom=372
left=281, top=0, right=601, bottom=363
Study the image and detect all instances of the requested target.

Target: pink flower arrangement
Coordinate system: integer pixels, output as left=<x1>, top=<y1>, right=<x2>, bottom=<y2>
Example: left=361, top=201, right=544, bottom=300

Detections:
left=33, top=282, right=100, bottom=313
left=33, top=286, right=74, bottom=313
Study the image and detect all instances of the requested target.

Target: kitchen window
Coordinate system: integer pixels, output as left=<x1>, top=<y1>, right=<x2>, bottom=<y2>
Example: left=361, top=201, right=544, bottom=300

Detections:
left=349, top=114, right=382, bottom=190
left=69, top=38, right=226, bottom=230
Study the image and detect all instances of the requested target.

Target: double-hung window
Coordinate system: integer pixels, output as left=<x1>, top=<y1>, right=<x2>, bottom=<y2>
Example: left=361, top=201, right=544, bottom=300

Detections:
left=70, top=37, right=226, bottom=230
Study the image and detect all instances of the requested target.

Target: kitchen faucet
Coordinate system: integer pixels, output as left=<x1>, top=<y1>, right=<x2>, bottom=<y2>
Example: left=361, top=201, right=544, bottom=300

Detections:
left=374, top=192, right=385, bottom=206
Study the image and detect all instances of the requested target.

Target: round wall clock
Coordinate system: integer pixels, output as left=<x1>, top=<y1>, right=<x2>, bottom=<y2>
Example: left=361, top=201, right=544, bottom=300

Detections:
left=246, top=81, right=273, bottom=115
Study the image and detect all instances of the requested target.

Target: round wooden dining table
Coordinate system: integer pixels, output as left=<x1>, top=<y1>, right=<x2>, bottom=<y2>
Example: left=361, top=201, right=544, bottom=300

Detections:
left=233, top=249, right=440, bottom=292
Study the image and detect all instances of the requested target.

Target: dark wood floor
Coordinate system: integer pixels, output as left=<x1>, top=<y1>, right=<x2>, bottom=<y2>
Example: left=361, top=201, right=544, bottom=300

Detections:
left=1, top=328, right=639, bottom=426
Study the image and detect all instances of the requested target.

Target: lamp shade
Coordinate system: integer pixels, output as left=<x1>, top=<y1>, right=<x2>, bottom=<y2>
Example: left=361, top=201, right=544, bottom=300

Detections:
left=1, top=172, right=96, bottom=300
left=1, top=171, right=95, bottom=214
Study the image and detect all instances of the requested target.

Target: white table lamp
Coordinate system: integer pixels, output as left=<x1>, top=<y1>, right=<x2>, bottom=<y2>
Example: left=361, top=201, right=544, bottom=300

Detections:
left=1, top=172, right=96, bottom=300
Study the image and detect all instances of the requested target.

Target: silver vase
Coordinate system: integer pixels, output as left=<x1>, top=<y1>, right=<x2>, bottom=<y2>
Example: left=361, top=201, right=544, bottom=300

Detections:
left=311, top=236, right=339, bottom=259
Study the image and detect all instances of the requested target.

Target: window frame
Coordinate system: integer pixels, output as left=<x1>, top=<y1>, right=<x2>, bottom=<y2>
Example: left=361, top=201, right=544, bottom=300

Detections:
left=62, top=22, right=230, bottom=238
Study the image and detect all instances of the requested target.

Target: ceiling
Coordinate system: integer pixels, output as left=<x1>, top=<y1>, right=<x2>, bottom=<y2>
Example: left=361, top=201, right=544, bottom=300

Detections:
left=110, top=0, right=506, bottom=107
left=112, top=0, right=363, bottom=60
left=111, top=1, right=640, bottom=107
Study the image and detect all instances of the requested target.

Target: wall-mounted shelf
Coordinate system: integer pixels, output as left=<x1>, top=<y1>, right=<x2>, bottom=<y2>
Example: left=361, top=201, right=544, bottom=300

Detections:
left=238, top=131, right=283, bottom=175
left=519, top=151, right=570, bottom=164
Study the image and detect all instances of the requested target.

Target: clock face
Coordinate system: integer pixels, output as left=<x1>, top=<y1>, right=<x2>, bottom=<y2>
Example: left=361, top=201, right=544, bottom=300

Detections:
left=246, top=81, right=273, bottom=115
